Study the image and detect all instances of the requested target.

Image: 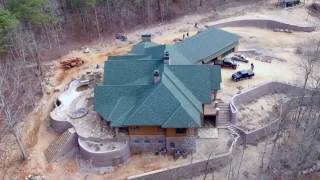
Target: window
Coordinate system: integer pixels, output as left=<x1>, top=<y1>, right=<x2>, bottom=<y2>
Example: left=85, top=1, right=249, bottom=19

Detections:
left=169, top=142, right=175, bottom=148
left=153, top=70, right=160, bottom=77
left=131, top=126, right=140, bottom=130
left=176, top=128, right=187, bottom=134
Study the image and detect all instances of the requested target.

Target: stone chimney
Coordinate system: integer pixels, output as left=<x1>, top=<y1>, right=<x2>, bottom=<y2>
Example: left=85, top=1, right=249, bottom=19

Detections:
left=153, top=70, right=161, bottom=84
left=163, top=51, right=170, bottom=64
left=141, top=34, right=152, bottom=42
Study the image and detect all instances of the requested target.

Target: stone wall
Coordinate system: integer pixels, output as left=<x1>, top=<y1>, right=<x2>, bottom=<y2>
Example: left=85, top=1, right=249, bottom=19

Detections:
left=212, top=19, right=316, bottom=32
left=130, top=135, right=166, bottom=153
left=230, top=81, right=320, bottom=145
left=231, top=120, right=280, bottom=145
left=127, top=83, right=320, bottom=180
left=50, top=116, right=73, bottom=133
left=128, top=128, right=240, bottom=180
left=129, top=135, right=196, bottom=154
left=230, top=81, right=317, bottom=123
left=166, top=136, right=196, bottom=153
left=78, top=138, right=130, bottom=167
left=128, top=153, right=230, bottom=180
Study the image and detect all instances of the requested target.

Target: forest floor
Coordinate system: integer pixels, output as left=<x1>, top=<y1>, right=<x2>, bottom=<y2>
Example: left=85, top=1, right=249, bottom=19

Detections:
left=2, top=0, right=320, bottom=180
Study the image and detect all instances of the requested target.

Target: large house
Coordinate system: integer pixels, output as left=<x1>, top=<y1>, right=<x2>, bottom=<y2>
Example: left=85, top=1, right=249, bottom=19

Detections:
left=94, top=28, right=239, bottom=153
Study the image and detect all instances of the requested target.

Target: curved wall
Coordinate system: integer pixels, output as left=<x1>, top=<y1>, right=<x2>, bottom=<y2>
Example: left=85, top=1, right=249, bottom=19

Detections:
left=212, top=19, right=316, bottom=32
left=78, top=138, right=130, bottom=167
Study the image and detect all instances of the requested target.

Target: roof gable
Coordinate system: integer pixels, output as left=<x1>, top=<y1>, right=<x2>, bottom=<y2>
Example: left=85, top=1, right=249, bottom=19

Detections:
left=162, top=106, right=201, bottom=128
left=103, top=59, right=164, bottom=85
left=175, top=28, right=239, bottom=64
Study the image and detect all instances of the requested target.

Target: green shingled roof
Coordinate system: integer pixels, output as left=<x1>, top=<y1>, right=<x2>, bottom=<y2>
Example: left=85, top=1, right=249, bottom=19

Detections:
left=94, top=27, right=236, bottom=128
left=174, top=28, right=239, bottom=64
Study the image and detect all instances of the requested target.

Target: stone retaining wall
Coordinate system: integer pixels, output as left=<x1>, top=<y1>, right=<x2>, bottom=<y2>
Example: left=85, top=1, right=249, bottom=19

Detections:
left=128, top=128, right=239, bottom=180
left=230, top=82, right=320, bottom=145
left=212, top=19, right=316, bottom=32
left=166, top=136, right=196, bottom=153
left=129, top=135, right=197, bottom=154
left=50, top=116, right=73, bottom=133
left=78, top=138, right=130, bottom=167
left=128, top=153, right=230, bottom=180
left=130, top=135, right=166, bottom=153
left=231, top=120, right=280, bottom=145
left=230, top=81, right=317, bottom=123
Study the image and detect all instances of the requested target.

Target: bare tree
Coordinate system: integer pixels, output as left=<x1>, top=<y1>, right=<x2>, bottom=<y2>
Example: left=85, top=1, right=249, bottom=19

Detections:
left=0, top=60, right=32, bottom=160
left=266, top=40, right=320, bottom=179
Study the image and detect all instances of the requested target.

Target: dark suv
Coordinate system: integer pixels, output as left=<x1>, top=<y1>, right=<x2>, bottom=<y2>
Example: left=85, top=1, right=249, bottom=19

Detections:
left=231, top=69, right=254, bottom=81
left=213, top=59, right=238, bottom=69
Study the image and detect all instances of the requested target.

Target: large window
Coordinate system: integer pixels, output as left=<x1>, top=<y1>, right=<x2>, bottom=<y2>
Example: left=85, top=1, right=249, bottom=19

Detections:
left=176, top=128, right=187, bottom=134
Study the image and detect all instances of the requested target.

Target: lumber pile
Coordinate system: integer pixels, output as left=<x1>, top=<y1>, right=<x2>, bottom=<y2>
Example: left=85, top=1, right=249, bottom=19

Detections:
left=60, top=57, right=84, bottom=70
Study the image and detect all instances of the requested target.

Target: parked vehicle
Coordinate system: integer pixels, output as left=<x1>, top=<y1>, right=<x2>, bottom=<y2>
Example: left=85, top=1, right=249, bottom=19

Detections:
left=213, top=59, right=238, bottom=69
left=231, top=69, right=254, bottom=81
left=231, top=54, right=249, bottom=63
left=114, top=33, right=127, bottom=41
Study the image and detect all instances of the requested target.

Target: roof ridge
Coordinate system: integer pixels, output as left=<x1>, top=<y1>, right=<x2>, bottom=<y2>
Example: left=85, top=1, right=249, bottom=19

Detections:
left=163, top=67, right=202, bottom=112
left=171, top=45, right=190, bottom=64
left=161, top=75, right=201, bottom=127
left=161, top=105, right=201, bottom=128
left=164, top=105, right=181, bottom=125
left=124, top=84, right=161, bottom=124
left=108, top=97, right=124, bottom=120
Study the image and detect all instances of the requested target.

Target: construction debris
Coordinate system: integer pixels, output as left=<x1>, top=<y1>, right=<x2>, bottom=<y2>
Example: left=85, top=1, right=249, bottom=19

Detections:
left=83, top=47, right=90, bottom=53
left=273, top=28, right=293, bottom=33
left=60, top=57, right=84, bottom=70
left=25, top=174, right=45, bottom=180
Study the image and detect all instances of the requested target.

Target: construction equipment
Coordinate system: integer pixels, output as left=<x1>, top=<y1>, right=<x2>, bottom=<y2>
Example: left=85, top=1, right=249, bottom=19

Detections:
left=60, top=57, right=84, bottom=70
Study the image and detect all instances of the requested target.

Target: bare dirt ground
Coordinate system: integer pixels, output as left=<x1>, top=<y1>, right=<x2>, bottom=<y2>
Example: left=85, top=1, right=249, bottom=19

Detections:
left=2, top=0, right=320, bottom=179
left=237, top=94, right=287, bottom=130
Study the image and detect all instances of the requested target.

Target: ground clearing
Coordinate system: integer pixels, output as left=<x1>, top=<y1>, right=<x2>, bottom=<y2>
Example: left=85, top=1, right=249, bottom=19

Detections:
left=2, top=1, right=320, bottom=179
left=237, top=94, right=287, bottom=130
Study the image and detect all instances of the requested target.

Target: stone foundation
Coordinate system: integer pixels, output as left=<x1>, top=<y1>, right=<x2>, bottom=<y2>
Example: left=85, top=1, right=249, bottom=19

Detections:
left=129, top=135, right=166, bottom=153
left=166, top=136, right=196, bottom=153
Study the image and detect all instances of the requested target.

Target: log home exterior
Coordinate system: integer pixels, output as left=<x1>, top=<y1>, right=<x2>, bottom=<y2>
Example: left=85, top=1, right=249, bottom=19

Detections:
left=94, top=28, right=239, bottom=153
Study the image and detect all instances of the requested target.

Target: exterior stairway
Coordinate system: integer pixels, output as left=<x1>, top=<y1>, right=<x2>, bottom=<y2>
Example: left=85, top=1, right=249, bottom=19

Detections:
left=45, top=128, right=77, bottom=163
left=216, top=103, right=231, bottom=128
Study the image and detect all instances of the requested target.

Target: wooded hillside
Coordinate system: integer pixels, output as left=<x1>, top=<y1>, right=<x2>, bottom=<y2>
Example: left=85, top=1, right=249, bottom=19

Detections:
left=0, top=0, right=259, bottom=62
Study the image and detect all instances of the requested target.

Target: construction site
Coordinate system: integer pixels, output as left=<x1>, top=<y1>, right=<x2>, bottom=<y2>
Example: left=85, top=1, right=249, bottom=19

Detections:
left=1, top=0, right=320, bottom=180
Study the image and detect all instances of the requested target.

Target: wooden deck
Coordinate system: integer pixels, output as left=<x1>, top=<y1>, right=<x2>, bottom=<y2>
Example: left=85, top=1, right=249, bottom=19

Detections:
left=204, top=103, right=217, bottom=116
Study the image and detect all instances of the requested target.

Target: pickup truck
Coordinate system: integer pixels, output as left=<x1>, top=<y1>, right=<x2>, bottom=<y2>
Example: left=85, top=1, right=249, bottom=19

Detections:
left=213, top=59, right=238, bottom=69
left=231, top=54, right=249, bottom=63
left=231, top=69, right=255, bottom=81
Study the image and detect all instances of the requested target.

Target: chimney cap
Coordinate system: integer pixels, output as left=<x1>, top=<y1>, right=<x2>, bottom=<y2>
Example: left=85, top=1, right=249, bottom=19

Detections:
left=142, top=33, right=152, bottom=37
left=141, top=33, right=152, bottom=42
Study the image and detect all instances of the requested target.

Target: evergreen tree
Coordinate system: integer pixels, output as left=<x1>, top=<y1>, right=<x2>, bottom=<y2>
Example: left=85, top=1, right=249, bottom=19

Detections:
left=0, top=9, right=18, bottom=52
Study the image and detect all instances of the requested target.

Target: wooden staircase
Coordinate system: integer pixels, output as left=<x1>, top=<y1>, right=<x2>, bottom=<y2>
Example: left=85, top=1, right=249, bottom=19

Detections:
left=45, top=128, right=76, bottom=163
left=216, top=103, right=231, bottom=128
